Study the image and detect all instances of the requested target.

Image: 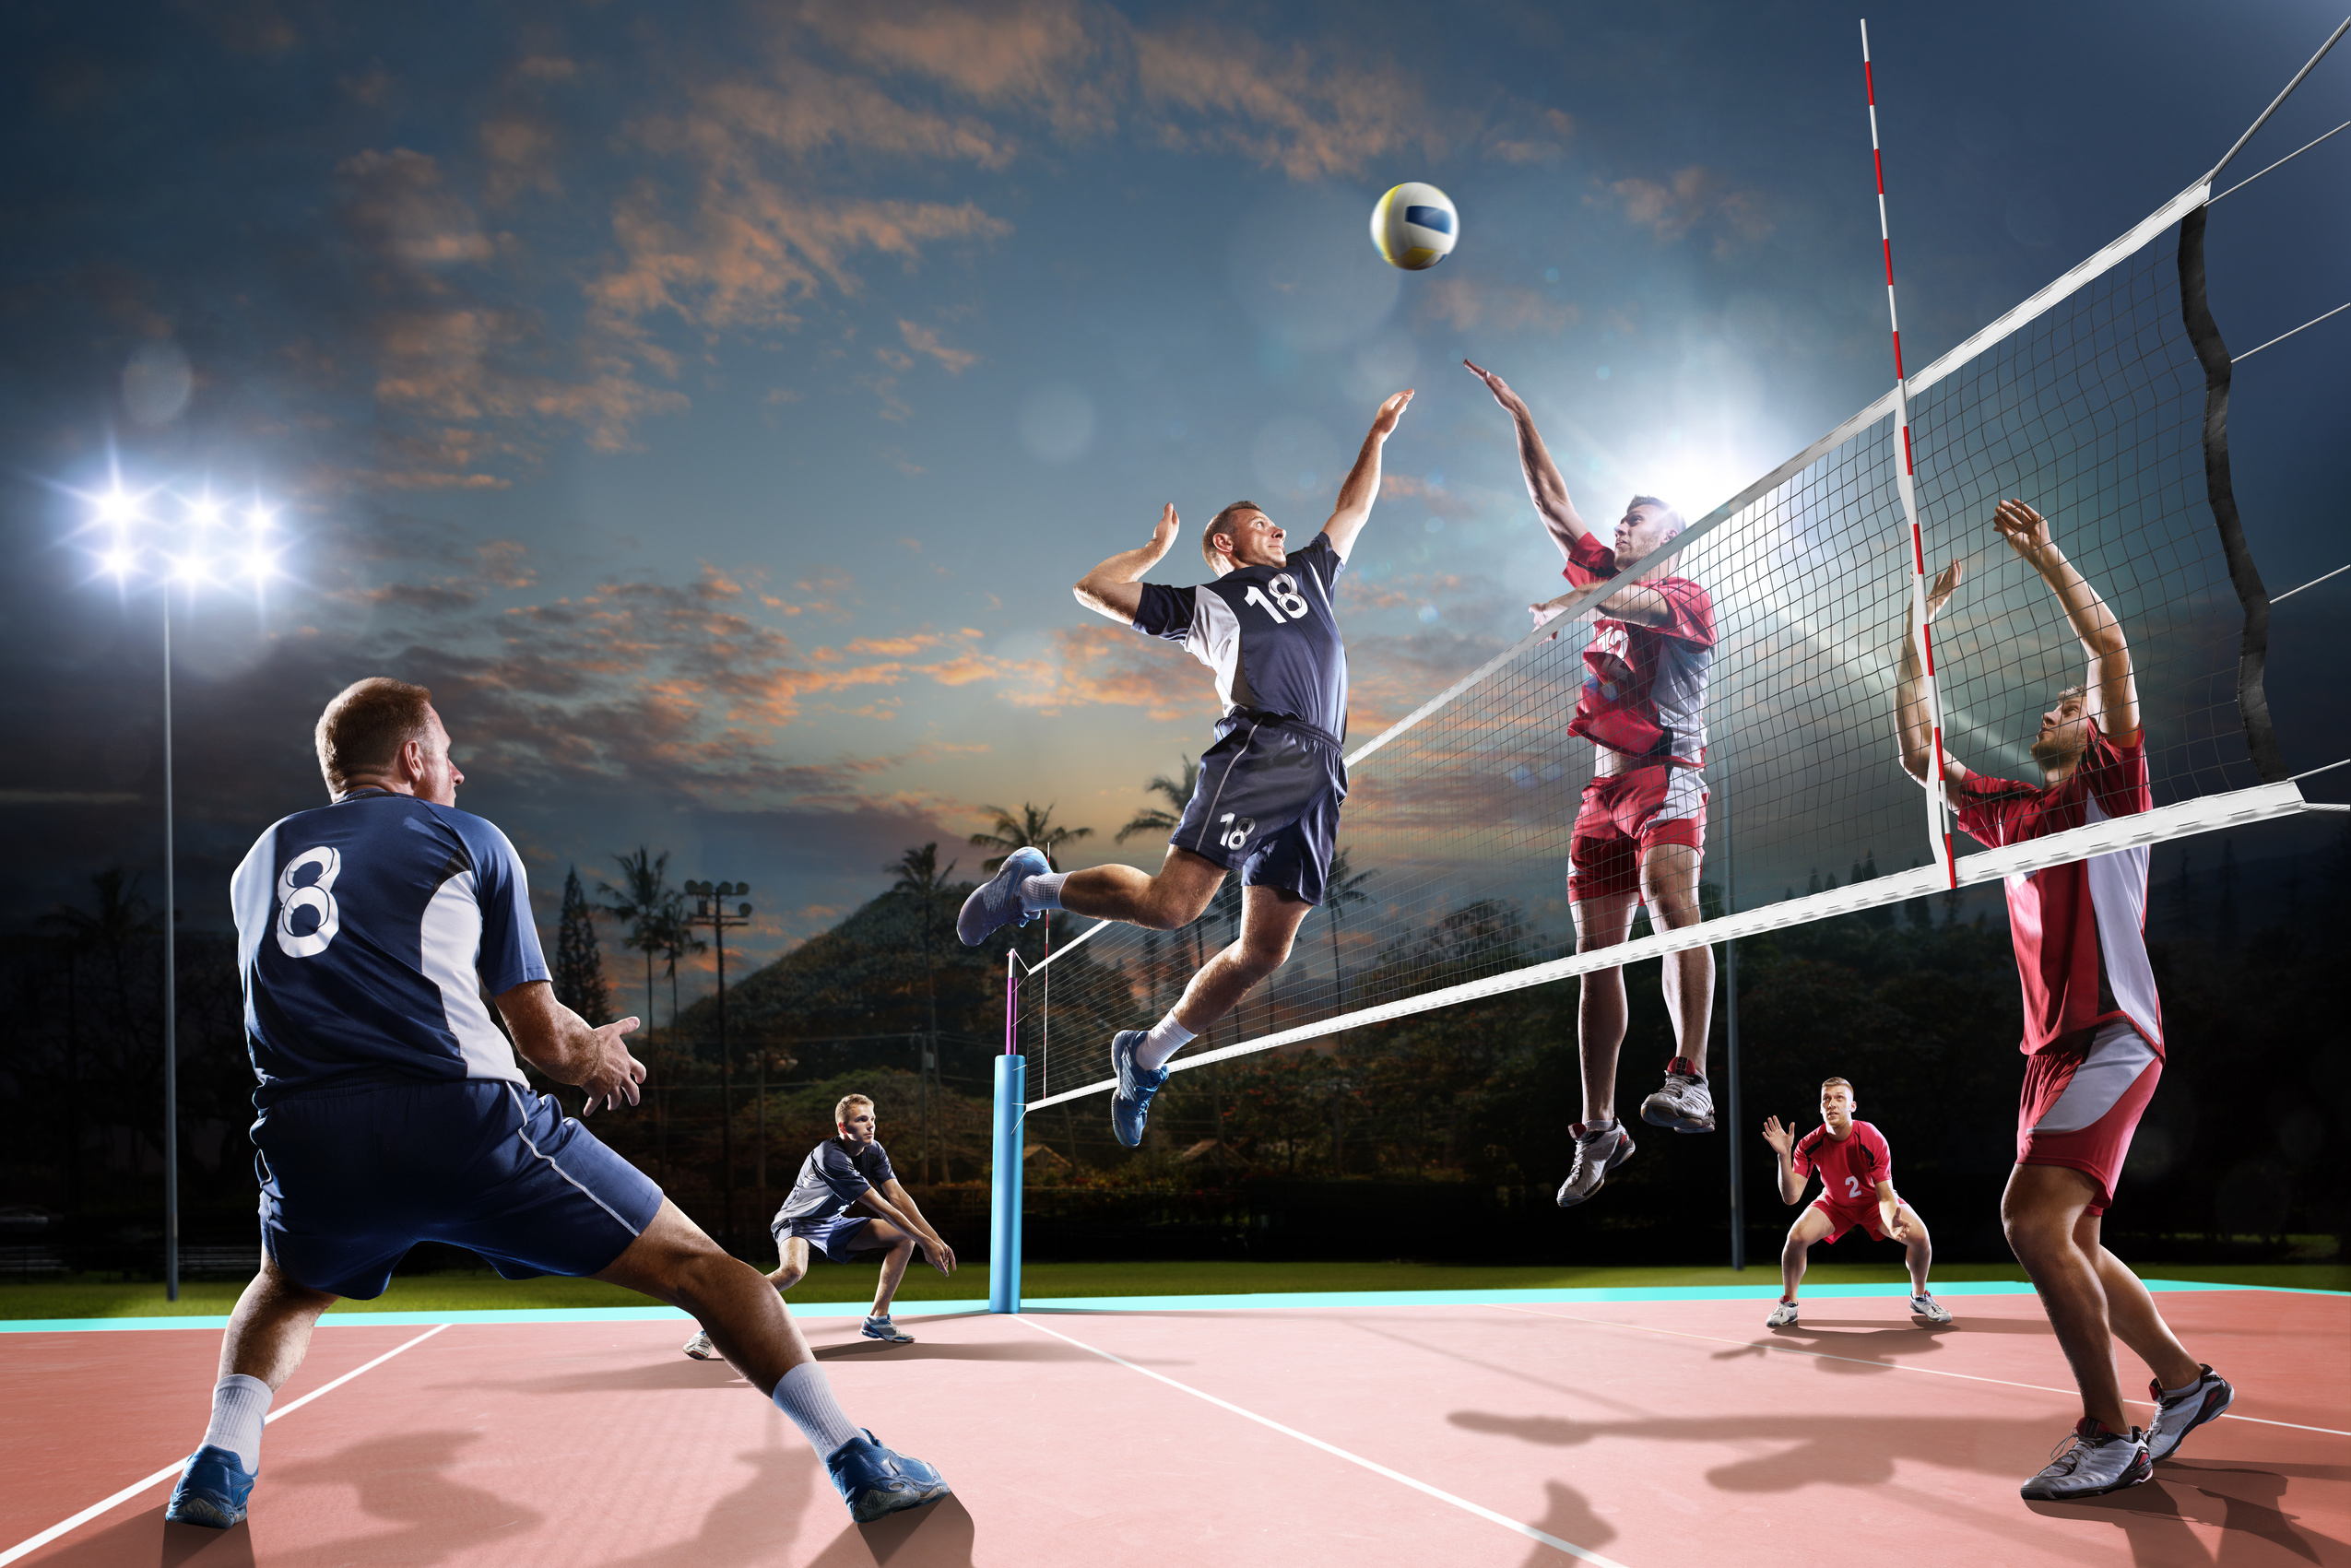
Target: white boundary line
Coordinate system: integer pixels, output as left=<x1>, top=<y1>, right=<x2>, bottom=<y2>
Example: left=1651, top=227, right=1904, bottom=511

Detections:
left=1484, top=1304, right=2349, bottom=1438
left=1026, top=780, right=2310, bottom=1109
left=0, top=1323, right=450, bottom=1566
left=1009, top=1314, right=1630, bottom=1566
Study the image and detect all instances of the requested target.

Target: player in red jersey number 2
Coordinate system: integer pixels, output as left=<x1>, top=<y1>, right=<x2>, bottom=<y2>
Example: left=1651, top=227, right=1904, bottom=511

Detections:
left=1760, top=1078, right=1949, bottom=1329
left=1901, top=500, right=2232, bottom=1503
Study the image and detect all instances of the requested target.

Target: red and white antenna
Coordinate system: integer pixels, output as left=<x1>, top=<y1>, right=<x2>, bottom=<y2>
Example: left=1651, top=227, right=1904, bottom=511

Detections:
left=1862, top=18, right=1957, bottom=889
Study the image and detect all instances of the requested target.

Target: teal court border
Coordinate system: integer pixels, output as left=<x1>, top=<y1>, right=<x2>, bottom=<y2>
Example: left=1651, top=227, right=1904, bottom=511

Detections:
left=5, top=1277, right=2339, bottom=1333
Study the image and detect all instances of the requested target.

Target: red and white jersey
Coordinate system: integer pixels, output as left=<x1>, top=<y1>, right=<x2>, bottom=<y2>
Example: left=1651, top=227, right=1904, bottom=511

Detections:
left=1954, top=728, right=2162, bottom=1057
left=1793, top=1119, right=1894, bottom=1207
left=1562, top=532, right=1715, bottom=766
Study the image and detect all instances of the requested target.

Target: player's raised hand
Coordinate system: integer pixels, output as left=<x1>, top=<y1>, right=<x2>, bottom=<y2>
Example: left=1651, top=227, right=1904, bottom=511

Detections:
left=1761, top=1114, right=1794, bottom=1156
left=1991, top=499, right=2054, bottom=561
left=1370, top=388, right=1414, bottom=439
left=1924, top=560, right=1963, bottom=622
left=1462, top=359, right=1524, bottom=412
left=580, top=1015, right=645, bottom=1116
left=1146, top=501, right=1180, bottom=556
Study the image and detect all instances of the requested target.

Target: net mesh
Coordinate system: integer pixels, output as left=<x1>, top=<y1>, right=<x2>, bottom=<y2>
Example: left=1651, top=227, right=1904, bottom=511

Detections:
left=1018, top=216, right=2271, bottom=1108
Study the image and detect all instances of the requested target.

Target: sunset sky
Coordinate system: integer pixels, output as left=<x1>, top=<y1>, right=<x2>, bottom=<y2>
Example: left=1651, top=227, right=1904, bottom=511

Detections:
left=6, top=0, right=2345, bottom=1004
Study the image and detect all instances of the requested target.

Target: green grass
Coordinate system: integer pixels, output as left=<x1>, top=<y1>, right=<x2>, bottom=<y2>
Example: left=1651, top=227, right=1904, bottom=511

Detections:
left=6, top=1256, right=2343, bottom=1321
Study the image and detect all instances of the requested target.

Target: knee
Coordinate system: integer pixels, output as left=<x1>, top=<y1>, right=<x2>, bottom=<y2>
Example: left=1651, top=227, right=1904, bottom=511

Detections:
left=772, top=1261, right=807, bottom=1291
left=1575, top=931, right=1624, bottom=960
left=888, top=1231, right=916, bottom=1257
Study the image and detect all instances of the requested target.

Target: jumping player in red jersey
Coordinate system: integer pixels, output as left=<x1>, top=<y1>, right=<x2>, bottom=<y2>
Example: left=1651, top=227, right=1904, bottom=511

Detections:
left=1901, top=499, right=2232, bottom=1502
left=1759, top=1078, right=1950, bottom=1328
left=1466, top=361, right=1719, bottom=1209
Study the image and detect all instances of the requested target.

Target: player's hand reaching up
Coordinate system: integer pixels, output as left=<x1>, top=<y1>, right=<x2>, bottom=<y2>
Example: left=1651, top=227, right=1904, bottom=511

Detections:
left=1370, top=387, right=1414, bottom=440
left=1991, top=498, right=2055, bottom=563
left=1924, top=560, right=1962, bottom=622
left=1760, top=1114, right=1795, bottom=1157
left=1462, top=359, right=1525, bottom=414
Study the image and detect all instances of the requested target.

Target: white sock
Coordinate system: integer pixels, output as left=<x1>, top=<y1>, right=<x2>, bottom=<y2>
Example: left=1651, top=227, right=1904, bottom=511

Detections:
left=1133, top=1012, right=1195, bottom=1072
left=772, top=1362, right=861, bottom=1458
left=201, top=1373, right=272, bottom=1473
left=1582, top=1117, right=1618, bottom=1135
left=1020, top=872, right=1068, bottom=913
left=2160, top=1371, right=2204, bottom=1398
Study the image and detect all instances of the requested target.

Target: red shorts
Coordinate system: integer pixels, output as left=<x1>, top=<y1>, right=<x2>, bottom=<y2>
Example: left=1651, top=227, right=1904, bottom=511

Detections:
left=1568, top=762, right=1707, bottom=902
left=1809, top=1197, right=1890, bottom=1244
left=2017, top=1020, right=2162, bottom=1215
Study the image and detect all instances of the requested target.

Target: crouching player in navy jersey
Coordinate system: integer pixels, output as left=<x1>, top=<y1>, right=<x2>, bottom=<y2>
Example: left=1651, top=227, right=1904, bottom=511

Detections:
left=683, top=1093, right=955, bottom=1358
left=1760, top=1078, right=1951, bottom=1330
left=1902, top=501, right=2231, bottom=1502
left=165, top=678, right=948, bottom=1532
left=956, top=390, right=1412, bottom=1149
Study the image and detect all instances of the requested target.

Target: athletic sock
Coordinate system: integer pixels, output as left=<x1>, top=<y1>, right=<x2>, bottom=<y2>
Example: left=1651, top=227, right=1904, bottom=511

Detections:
left=1019, top=872, right=1068, bottom=913
left=1133, top=1012, right=1195, bottom=1073
left=2159, top=1373, right=2204, bottom=1399
left=772, top=1362, right=862, bottom=1458
left=1581, top=1117, right=1618, bottom=1136
left=200, top=1373, right=272, bottom=1473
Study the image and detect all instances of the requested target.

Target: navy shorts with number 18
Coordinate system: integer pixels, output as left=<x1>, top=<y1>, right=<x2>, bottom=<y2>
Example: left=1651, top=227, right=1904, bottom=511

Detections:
left=1170, top=711, right=1347, bottom=905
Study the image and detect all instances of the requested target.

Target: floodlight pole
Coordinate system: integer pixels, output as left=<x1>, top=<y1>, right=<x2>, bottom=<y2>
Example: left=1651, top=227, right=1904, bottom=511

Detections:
left=687, top=882, right=753, bottom=1253
left=161, top=590, right=179, bottom=1303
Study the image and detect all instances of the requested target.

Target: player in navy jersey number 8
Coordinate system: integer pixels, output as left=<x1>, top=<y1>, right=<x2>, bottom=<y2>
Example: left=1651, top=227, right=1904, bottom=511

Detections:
left=1901, top=500, right=2231, bottom=1502
left=162, top=678, right=947, bottom=1534
left=956, top=390, right=1412, bottom=1149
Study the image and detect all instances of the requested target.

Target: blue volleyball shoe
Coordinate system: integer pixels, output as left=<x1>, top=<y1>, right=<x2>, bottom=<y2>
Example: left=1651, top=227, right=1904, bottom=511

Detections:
left=1110, top=1029, right=1169, bottom=1149
left=163, top=1444, right=257, bottom=1529
left=956, top=847, right=1048, bottom=947
left=825, top=1431, right=951, bottom=1524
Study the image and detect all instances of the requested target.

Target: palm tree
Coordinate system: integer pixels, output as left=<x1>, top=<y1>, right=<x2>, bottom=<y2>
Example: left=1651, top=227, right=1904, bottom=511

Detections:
left=655, top=890, right=706, bottom=1030
left=889, top=843, right=957, bottom=1184
left=597, top=846, right=673, bottom=1026
left=1322, top=847, right=1376, bottom=1010
left=1116, top=758, right=1199, bottom=843
left=970, top=802, right=1093, bottom=871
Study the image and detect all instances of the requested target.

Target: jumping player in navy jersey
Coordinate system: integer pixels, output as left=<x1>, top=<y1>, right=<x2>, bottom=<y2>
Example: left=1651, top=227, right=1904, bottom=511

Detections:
left=164, top=678, right=946, bottom=1532
left=1465, top=361, right=1719, bottom=1210
left=1901, top=500, right=2229, bottom=1501
left=957, top=389, right=1412, bottom=1147
left=1759, top=1078, right=1950, bottom=1329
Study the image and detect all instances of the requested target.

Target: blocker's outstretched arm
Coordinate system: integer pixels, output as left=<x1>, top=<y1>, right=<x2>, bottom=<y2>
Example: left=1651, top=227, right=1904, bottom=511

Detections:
left=1321, top=389, right=1414, bottom=558
left=1465, top=360, right=1590, bottom=558
left=1898, top=560, right=1971, bottom=790
left=1995, top=500, right=2140, bottom=748
left=1074, top=503, right=1181, bottom=623
left=1762, top=1115, right=1807, bottom=1206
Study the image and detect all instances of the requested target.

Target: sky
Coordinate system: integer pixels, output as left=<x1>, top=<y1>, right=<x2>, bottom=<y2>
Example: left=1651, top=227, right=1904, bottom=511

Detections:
left=4, top=0, right=2345, bottom=1006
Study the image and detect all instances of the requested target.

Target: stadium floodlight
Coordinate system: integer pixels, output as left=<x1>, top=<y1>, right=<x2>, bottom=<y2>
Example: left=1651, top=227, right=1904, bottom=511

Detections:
left=687, top=878, right=756, bottom=1251
left=70, top=470, right=289, bottom=1302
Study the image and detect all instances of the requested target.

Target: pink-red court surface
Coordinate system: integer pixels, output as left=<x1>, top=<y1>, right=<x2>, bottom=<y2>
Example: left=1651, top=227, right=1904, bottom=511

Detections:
left=3, top=1280, right=2344, bottom=1568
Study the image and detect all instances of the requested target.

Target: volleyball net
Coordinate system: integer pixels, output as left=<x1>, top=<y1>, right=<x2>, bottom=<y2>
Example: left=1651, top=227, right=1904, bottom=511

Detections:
left=1007, top=142, right=2336, bottom=1115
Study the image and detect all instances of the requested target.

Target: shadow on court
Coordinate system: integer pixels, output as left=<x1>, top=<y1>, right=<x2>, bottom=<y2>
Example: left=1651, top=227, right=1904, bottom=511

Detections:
left=2026, top=1459, right=2348, bottom=1568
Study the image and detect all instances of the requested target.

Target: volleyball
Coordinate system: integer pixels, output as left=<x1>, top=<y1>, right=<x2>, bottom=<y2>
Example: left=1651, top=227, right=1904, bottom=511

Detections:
left=1370, top=183, right=1457, bottom=271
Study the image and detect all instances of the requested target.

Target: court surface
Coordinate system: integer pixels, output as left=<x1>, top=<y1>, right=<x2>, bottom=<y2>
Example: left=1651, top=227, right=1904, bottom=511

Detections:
left=4, top=1281, right=2343, bottom=1567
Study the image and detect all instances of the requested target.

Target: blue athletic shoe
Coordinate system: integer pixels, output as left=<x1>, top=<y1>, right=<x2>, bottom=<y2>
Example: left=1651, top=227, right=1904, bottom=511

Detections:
left=1110, top=1029, right=1169, bottom=1149
left=164, top=1444, right=256, bottom=1529
left=861, top=1315, right=914, bottom=1343
left=825, top=1430, right=951, bottom=1524
left=956, top=846, right=1048, bottom=947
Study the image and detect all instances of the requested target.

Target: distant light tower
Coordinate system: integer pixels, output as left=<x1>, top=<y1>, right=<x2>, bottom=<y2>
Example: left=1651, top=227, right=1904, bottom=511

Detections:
left=81, top=477, right=279, bottom=1301
left=686, top=879, right=753, bottom=1251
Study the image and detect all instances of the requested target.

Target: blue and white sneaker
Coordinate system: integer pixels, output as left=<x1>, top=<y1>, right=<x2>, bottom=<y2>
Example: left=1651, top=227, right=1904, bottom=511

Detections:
left=164, top=1444, right=256, bottom=1529
left=956, top=846, right=1049, bottom=947
left=861, top=1315, right=914, bottom=1344
left=825, top=1430, right=951, bottom=1524
left=1110, top=1029, right=1168, bottom=1149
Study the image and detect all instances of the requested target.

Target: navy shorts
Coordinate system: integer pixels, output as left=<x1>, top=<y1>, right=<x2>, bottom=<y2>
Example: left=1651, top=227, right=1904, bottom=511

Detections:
left=1170, top=713, right=1348, bottom=904
left=775, top=1211, right=877, bottom=1264
left=254, top=1079, right=665, bottom=1300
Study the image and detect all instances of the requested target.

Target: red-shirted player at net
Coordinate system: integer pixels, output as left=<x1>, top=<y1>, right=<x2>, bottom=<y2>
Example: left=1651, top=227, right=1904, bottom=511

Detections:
left=1760, top=1078, right=1949, bottom=1330
left=1900, top=499, right=2232, bottom=1503
left=1465, top=360, right=1720, bottom=1215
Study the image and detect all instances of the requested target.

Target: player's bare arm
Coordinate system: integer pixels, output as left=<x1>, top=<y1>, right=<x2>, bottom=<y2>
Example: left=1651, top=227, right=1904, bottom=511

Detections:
left=1321, top=389, right=1414, bottom=558
left=1876, top=1179, right=1907, bottom=1239
left=1073, top=503, right=1182, bottom=623
left=1897, top=558, right=1973, bottom=789
left=494, top=980, right=644, bottom=1114
left=1994, top=499, right=2140, bottom=746
left=1464, top=359, right=1590, bottom=554
left=852, top=1184, right=955, bottom=1275
left=1530, top=579, right=1678, bottom=633
left=875, top=1179, right=957, bottom=1274
left=1762, top=1115, right=1805, bottom=1205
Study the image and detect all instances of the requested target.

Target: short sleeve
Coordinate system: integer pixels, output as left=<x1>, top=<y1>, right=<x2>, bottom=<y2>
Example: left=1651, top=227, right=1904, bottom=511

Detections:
left=1790, top=1131, right=1817, bottom=1179
left=1295, top=534, right=1347, bottom=587
left=817, top=1141, right=870, bottom=1203
left=1652, top=578, right=1716, bottom=647
left=865, top=1143, right=898, bottom=1188
left=458, top=815, right=549, bottom=996
left=1867, top=1126, right=1894, bottom=1185
left=2079, top=729, right=2149, bottom=820
left=1132, top=583, right=1199, bottom=643
left=1561, top=531, right=1615, bottom=590
left=1953, top=772, right=2038, bottom=850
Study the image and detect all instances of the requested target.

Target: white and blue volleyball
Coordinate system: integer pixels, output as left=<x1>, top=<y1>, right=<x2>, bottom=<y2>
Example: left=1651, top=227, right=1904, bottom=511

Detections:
left=1370, top=183, right=1458, bottom=271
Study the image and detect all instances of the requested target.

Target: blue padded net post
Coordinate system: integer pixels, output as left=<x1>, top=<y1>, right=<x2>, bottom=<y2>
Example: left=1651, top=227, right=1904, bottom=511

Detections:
left=989, top=1049, right=1024, bottom=1314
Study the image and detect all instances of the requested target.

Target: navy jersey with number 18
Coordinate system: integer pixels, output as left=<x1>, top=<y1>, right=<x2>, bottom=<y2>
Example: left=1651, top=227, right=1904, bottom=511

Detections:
left=1130, top=533, right=1350, bottom=739
left=230, top=789, right=549, bottom=1106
